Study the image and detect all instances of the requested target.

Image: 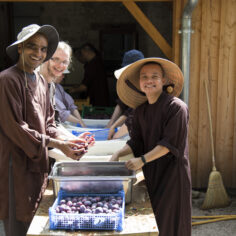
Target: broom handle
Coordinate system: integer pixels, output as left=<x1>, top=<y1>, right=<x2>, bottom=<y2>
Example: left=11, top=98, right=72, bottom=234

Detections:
left=204, top=79, right=216, bottom=171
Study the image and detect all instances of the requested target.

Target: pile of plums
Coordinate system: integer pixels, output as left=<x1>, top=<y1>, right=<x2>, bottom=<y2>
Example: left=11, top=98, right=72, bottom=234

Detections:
left=72, top=135, right=95, bottom=154
left=55, top=195, right=123, bottom=215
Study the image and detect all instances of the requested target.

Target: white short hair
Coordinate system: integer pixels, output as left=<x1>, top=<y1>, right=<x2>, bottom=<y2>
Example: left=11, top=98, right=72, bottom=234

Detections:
left=57, top=41, right=72, bottom=63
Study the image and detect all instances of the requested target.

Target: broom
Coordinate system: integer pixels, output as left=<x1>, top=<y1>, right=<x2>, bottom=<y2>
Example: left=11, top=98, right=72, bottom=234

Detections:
left=201, top=79, right=230, bottom=209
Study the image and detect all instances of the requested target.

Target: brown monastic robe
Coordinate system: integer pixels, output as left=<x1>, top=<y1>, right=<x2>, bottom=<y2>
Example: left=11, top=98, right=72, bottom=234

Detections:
left=127, top=92, right=192, bottom=236
left=0, top=65, right=59, bottom=222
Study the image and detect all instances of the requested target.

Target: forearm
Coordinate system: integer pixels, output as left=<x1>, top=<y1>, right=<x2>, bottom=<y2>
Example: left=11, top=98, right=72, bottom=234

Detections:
left=106, top=105, right=123, bottom=128
left=115, top=144, right=133, bottom=159
left=143, top=145, right=169, bottom=163
left=66, top=114, right=83, bottom=124
left=47, top=137, right=65, bottom=149
left=73, top=109, right=86, bottom=127
left=111, top=115, right=127, bottom=129
left=125, top=145, right=170, bottom=171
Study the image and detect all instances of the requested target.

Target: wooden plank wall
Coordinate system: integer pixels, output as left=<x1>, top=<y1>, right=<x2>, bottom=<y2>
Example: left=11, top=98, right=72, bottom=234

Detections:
left=188, top=0, right=236, bottom=188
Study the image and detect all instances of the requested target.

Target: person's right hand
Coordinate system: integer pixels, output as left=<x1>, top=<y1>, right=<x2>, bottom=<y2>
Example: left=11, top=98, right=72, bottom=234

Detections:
left=59, top=141, right=86, bottom=161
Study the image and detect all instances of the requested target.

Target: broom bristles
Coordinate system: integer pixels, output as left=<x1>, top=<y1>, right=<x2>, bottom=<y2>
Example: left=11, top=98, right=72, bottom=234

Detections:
left=201, top=170, right=231, bottom=210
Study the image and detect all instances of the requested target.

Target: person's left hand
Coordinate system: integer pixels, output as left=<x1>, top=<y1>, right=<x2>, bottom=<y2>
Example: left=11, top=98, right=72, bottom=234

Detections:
left=125, top=157, right=144, bottom=171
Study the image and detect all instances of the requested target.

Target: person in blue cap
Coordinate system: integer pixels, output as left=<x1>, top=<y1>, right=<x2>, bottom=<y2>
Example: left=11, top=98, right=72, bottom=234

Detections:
left=106, top=49, right=144, bottom=139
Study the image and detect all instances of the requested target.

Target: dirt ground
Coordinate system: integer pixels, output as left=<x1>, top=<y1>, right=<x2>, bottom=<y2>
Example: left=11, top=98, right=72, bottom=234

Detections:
left=191, top=189, right=236, bottom=236
left=132, top=182, right=236, bottom=236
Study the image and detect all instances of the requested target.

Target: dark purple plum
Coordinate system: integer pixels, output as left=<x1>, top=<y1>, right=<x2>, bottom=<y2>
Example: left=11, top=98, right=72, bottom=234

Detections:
left=97, top=202, right=103, bottom=207
left=84, top=208, right=92, bottom=214
left=80, top=205, right=86, bottom=213
left=95, top=207, right=103, bottom=214
left=84, top=200, right=92, bottom=206
left=67, top=201, right=73, bottom=207
left=60, top=199, right=66, bottom=204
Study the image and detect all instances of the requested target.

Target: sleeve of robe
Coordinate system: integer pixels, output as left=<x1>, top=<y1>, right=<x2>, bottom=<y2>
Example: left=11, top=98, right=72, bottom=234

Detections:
left=44, top=81, right=60, bottom=138
left=0, top=74, right=58, bottom=160
left=55, top=84, right=77, bottom=123
left=157, top=99, right=189, bottom=158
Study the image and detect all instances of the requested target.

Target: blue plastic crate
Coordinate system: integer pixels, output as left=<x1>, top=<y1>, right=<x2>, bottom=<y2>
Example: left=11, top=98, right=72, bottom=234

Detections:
left=49, top=190, right=125, bottom=231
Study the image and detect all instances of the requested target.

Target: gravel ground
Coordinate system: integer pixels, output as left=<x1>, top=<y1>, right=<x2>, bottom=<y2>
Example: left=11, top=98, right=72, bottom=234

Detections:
left=192, top=189, right=236, bottom=236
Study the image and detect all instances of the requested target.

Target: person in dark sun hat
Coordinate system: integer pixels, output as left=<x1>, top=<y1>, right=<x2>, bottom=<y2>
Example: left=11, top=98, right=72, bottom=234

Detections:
left=107, top=49, right=145, bottom=139
left=0, top=24, right=90, bottom=236
left=111, top=58, right=192, bottom=236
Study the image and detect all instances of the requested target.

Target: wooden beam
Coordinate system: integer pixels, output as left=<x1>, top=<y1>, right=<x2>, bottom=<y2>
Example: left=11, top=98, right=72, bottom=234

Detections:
left=172, top=0, right=185, bottom=65
left=0, top=0, right=173, bottom=2
left=122, top=0, right=172, bottom=59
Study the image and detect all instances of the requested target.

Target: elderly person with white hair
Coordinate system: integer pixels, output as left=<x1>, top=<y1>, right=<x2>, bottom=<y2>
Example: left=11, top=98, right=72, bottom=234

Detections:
left=40, top=41, right=86, bottom=127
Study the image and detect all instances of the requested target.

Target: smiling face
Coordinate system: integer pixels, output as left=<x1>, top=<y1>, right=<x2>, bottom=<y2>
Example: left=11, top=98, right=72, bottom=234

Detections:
left=17, top=33, right=48, bottom=73
left=46, top=48, right=70, bottom=79
left=139, top=63, right=165, bottom=103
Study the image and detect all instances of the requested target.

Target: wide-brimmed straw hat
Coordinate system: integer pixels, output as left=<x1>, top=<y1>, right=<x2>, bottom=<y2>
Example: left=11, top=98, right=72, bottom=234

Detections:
left=6, top=24, right=59, bottom=63
left=115, top=57, right=184, bottom=108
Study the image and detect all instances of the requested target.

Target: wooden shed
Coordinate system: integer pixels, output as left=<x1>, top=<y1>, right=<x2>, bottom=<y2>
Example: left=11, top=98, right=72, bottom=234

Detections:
left=0, top=0, right=235, bottom=188
left=128, top=0, right=236, bottom=189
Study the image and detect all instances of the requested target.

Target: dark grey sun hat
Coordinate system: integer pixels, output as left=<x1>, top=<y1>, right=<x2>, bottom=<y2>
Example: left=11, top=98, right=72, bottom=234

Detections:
left=121, top=49, right=144, bottom=67
left=6, top=24, right=59, bottom=63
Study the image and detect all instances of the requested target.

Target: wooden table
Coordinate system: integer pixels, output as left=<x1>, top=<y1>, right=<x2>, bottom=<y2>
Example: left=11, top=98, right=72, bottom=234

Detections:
left=27, top=181, right=158, bottom=236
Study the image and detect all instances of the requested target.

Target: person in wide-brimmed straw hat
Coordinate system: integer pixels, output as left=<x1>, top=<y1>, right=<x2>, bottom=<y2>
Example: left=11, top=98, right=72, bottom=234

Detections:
left=0, top=24, right=92, bottom=236
left=6, top=24, right=59, bottom=63
left=115, top=57, right=184, bottom=108
left=110, top=58, right=192, bottom=236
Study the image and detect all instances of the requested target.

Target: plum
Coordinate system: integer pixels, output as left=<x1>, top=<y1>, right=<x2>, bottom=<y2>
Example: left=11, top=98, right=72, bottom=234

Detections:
left=92, top=209, right=96, bottom=214
left=60, top=199, right=66, bottom=204
left=79, top=204, right=86, bottom=213
left=97, top=202, right=103, bottom=207
left=76, top=201, right=83, bottom=207
left=112, top=204, right=120, bottom=210
left=72, top=197, right=78, bottom=203
left=91, top=198, right=97, bottom=203
left=103, top=203, right=108, bottom=209
left=67, top=201, right=73, bottom=207
left=84, top=208, right=92, bottom=214
left=55, top=206, right=60, bottom=213
left=110, top=199, right=116, bottom=205
left=84, top=200, right=92, bottom=206
left=95, top=207, right=103, bottom=214
left=116, top=199, right=123, bottom=206
left=103, top=208, right=109, bottom=213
